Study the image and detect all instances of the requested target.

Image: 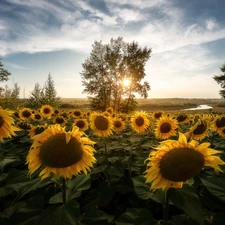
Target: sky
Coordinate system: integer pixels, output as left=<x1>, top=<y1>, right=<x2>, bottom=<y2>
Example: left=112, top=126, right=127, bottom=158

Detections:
left=1, top=0, right=225, bottom=99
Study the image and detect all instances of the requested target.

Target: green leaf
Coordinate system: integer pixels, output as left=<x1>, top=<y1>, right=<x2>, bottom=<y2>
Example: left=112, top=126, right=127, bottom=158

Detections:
left=132, top=175, right=159, bottom=202
left=115, top=208, right=156, bottom=225
left=168, top=185, right=204, bottom=225
left=0, top=158, right=19, bottom=171
left=81, top=205, right=110, bottom=225
left=97, top=181, right=116, bottom=206
left=34, top=200, right=80, bottom=225
left=201, top=175, right=225, bottom=201
left=0, top=170, right=53, bottom=200
left=67, top=174, right=91, bottom=201
left=212, top=212, right=225, bottom=225
left=170, top=215, right=200, bottom=225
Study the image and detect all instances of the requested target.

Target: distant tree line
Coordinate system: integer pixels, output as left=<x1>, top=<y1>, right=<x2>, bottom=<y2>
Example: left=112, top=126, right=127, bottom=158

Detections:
left=27, top=73, right=60, bottom=109
left=0, top=62, right=60, bottom=110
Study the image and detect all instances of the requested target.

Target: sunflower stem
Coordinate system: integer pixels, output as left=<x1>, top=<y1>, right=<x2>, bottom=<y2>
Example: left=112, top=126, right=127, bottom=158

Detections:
left=128, top=132, right=134, bottom=177
left=62, top=178, right=67, bottom=204
left=104, top=139, right=109, bottom=166
left=163, top=189, right=170, bottom=224
left=210, top=131, right=215, bottom=147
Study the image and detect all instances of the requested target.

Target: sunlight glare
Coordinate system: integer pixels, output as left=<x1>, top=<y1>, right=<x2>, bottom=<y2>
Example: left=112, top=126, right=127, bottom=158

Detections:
left=123, top=78, right=131, bottom=87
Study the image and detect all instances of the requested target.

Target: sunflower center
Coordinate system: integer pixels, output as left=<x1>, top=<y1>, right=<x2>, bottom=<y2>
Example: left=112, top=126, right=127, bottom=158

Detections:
left=154, top=112, right=162, bottom=119
left=94, top=115, right=109, bottom=130
left=135, top=116, right=144, bottom=126
left=56, top=117, right=65, bottom=123
left=177, top=114, right=187, bottom=122
left=34, top=127, right=46, bottom=135
left=74, top=111, right=81, bottom=116
left=160, top=147, right=204, bottom=182
left=0, top=116, right=4, bottom=128
left=35, top=114, right=41, bottom=120
left=114, top=121, right=122, bottom=128
left=216, top=117, right=225, bottom=128
left=160, top=122, right=172, bottom=133
left=76, top=120, right=85, bottom=128
left=43, top=108, right=51, bottom=114
left=22, top=110, right=31, bottom=118
left=193, top=122, right=207, bottom=135
left=39, top=133, right=83, bottom=168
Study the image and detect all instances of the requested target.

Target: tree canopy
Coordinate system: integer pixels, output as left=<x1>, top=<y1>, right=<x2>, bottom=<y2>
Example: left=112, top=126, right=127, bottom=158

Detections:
left=0, top=60, right=11, bottom=82
left=213, top=63, right=225, bottom=98
left=80, top=37, right=151, bottom=112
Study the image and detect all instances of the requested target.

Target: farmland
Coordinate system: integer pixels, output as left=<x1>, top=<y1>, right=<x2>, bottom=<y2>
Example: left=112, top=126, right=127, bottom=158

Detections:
left=59, top=97, right=225, bottom=114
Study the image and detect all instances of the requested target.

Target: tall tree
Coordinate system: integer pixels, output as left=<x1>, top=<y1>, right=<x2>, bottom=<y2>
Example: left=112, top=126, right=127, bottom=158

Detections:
left=27, top=82, right=44, bottom=109
left=81, top=37, right=151, bottom=112
left=41, top=73, right=60, bottom=107
left=213, top=63, right=225, bottom=98
left=0, top=60, right=11, bottom=82
left=0, top=60, right=11, bottom=96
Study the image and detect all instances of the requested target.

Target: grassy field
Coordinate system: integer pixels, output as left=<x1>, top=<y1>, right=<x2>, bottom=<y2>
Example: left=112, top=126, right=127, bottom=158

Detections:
left=59, top=98, right=225, bottom=114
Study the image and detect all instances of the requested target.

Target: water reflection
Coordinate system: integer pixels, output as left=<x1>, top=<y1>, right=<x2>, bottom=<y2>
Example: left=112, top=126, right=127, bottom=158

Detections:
left=183, top=105, right=213, bottom=111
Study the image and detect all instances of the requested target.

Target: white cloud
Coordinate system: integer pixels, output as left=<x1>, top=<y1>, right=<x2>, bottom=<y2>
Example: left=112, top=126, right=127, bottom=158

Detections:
left=205, top=18, right=218, bottom=30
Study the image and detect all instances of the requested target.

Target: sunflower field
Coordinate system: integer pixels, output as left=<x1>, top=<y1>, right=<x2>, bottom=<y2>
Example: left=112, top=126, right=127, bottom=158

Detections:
left=1, top=105, right=225, bottom=225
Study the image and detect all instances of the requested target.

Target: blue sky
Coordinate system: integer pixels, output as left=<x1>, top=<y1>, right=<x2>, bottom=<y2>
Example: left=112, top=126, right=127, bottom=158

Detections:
left=1, top=0, right=225, bottom=99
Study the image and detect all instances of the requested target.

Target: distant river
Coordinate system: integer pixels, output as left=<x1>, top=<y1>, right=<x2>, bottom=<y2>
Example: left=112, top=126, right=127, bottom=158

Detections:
left=183, top=105, right=213, bottom=110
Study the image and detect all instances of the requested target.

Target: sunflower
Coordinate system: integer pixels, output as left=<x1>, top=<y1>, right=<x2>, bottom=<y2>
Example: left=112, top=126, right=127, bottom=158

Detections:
left=19, top=108, right=33, bottom=120
left=26, top=124, right=96, bottom=180
left=0, top=108, right=20, bottom=142
left=90, top=112, right=113, bottom=137
left=33, top=112, right=43, bottom=122
left=176, top=113, right=190, bottom=124
left=13, top=111, right=20, bottom=120
left=144, top=132, right=225, bottom=191
left=211, top=115, right=225, bottom=132
left=113, top=117, right=126, bottom=132
left=154, top=116, right=178, bottom=139
left=40, top=105, right=54, bottom=118
left=131, top=111, right=150, bottom=134
left=73, top=119, right=89, bottom=132
left=29, top=124, right=48, bottom=138
left=16, top=121, right=32, bottom=131
left=217, top=127, right=225, bottom=138
left=152, top=111, right=164, bottom=120
left=53, top=116, right=67, bottom=126
left=106, top=107, right=113, bottom=115
left=71, top=110, right=82, bottom=118
left=185, top=118, right=210, bottom=141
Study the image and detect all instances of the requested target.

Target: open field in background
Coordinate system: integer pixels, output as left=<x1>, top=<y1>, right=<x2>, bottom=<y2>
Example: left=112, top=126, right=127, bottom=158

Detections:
left=59, top=98, right=225, bottom=114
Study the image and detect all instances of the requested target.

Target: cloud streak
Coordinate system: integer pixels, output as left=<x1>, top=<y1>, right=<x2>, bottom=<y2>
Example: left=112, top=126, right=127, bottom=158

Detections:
left=1, top=0, right=225, bottom=56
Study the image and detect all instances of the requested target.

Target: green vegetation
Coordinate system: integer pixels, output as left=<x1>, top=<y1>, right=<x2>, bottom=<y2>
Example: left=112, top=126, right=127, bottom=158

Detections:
left=213, top=62, right=225, bottom=98
left=81, top=37, right=151, bottom=113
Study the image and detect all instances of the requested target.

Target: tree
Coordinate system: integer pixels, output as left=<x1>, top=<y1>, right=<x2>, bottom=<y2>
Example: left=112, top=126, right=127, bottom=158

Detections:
left=213, top=63, right=225, bottom=98
left=0, top=60, right=11, bottom=82
left=0, top=60, right=11, bottom=97
left=81, top=37, right=151, bottom=112
left=27, top=83, right=44, bottom=109
left=41, top=73, right=60, bottom=107
left=2, top=83, right=21, bottom=109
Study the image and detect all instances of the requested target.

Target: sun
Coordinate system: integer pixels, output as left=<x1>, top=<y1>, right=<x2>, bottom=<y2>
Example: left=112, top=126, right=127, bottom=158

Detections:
left=123, top=78, right=131, bottom=87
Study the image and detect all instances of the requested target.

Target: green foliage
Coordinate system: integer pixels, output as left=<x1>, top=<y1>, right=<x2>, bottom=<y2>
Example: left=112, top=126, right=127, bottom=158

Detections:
left=27, top=74, right=60, bottom=108
left=1, top=83, right=21, bottom=109
left=81, top=37, right=151, bottom=112
left=213, top=63, right=225, bottom=98
left=0, top=60, right=11, bottom=83
left=1, top=112, right=225, bottom=225
left=26, top=83, right=44, bottom=109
